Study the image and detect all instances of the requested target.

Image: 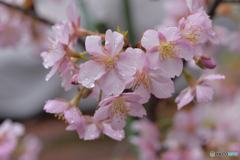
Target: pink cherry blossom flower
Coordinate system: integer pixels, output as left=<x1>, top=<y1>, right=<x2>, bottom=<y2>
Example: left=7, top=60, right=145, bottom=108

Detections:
left=178, top=11, right=218, bottom=50
left=175, top=74, right=225, bottom=109
left=0, top=119, right=25, bottom=160
left=78, top=29, right=137, bottom=95
left=141, top=27, right=195, bottom=78
left=94, top=93, right=146, bottom=131
left=41, top=2, right=80, bottom=83
left=125, top=47, right=174, bottom=104
left=65, top=108, right=124, bottom=141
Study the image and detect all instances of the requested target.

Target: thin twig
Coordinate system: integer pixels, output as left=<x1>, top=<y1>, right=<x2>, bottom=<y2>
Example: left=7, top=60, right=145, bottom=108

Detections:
left=0, top=1, right=53, bottom=25
left=208, top=0, right=223, bottom=18
left=0, top=1, right=86, bottom=47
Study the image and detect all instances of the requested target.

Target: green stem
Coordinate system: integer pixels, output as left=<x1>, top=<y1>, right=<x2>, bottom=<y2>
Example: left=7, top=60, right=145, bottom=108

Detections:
left=96, top=90, right=102, bottom=110
left=71, top=87, right=86, bottom=107
left=182, top=69, right=197, bottom=87
left=80, top=51, right=88, bottom=56
left=123, top=0, right=134, bottom=44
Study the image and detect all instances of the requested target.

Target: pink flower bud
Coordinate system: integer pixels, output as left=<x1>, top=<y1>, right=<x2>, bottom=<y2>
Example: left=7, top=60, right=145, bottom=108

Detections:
left=199, top=57, right=216, bottom=69
left=194, top=54, right=216, bottom=69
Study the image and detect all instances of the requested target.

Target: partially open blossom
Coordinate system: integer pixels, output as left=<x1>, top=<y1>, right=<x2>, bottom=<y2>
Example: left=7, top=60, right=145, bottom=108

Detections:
left=175, top=73, right=225, bottom=109
left=141, top=27, right=194, bottom=78
left=78, top=29, right=137, bottom=95
left=125, top=48, right=174, bottom=103
left=94, top=93, right=146, bottom=131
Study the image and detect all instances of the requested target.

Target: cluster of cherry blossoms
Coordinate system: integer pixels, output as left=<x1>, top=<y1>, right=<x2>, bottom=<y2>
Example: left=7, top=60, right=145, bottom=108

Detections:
left=41, top=0, right=226, bottom=141
left=0, top=119, right=42, bottom=160
left=0, top=0, right=50, bottom=56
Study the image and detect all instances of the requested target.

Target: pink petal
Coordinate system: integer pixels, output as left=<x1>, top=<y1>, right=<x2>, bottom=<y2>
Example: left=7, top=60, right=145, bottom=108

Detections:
left=178, top=17, right=186, bottom=31
left=45, top=61, right=61, bottom=81
left=175, top=88, right=195, bottom=110
left=41, top=51, right=54, bottom=69
left=194, top=44, right=204, bottom=56
left=102, top=122, right=125, bottom=141
left=61, top=70, right=73, bottom=91
left=133, top=83, right=150, bottom=104
left=121, top=92, right=143, bottom=103
left=66, top=125, right=77, bottom=131
left=207, top=29, right=219, bottom=45
left=111, top=111, right=127, bottom=131
left=84, top=124, right=101, bottom=140
left=50, top=42, right=66, bottom=61
left=99, top=68, right=125, bottom=95
left=66, top=2, right=78, bottom=25
left=64, top=107, right=83, bottom=125
left=105, top=29, right=124, bottom=55
left=117, top=51, right=137, bottom=77
left=127, top=102, right=147, bottom=118
left=147, top=51, right=160, bottom=69
left=141, top=30, right=159, bottom=51
left=99, top=95, right=119, bottom=107
left=187, top=12, right=209, bottom=28
left=44, top=99, right=68, bottom=113
left=146, top=67, right=172, bottom=83
left=159, top=27, right=181, bottom=42
left=76, top=125, right=86, bottom=139
left=203, top=74, right=225, bottom=81
left=186, top=0, right=200, bottom=13
left=196, top=84, right=214, bottom=103
left=174, top=39, right=194, bottom=61
left=125, top=48, right=149, bottom=71
left=150, top=79, right=174, bottom=99
left=85, top=36, right=105, bottom=56
left=93, top=104, right=111, bottom=122
left=158, top=57, right=183, bottom=78
left=78, top=60, right=106, bottom=88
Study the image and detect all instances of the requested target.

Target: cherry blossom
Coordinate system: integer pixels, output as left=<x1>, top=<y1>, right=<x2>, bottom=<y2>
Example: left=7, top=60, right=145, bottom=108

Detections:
left=78, top=29, right=137, bottom=95
left=125, top=47, right=174, bottom=103
left=65, top=109, right=125, bottom=141
left=41, top=2, right=80, bottom=85
left=94, top=93, right=146, bottom=131
left=141, top=27, right=195, bottom=77
left=175, top=74, right=225, bottom=109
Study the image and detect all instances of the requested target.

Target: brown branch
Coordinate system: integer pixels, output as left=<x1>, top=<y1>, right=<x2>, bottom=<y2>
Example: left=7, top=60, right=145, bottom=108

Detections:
left=208, top=0, right=223, bottom=18
left=0, top=1, right=54, bottom=25
left=0, top=1, right=85, bottom=48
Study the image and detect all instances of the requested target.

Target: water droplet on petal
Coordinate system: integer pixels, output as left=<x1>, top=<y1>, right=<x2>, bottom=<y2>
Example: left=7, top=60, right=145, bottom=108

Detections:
left=90, top=83, right=94, bottom=88
left=70, top=119, right=74, bottom=124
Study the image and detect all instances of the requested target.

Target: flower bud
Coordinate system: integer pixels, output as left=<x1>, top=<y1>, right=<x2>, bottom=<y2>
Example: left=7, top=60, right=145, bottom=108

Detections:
left=194, top=54, right=216, bottom=69
left=81, top=88, right=92, bottom=99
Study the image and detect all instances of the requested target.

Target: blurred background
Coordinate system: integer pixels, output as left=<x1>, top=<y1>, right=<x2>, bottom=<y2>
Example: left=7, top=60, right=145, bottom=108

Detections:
left=0, top=0, right=240, bottom=159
